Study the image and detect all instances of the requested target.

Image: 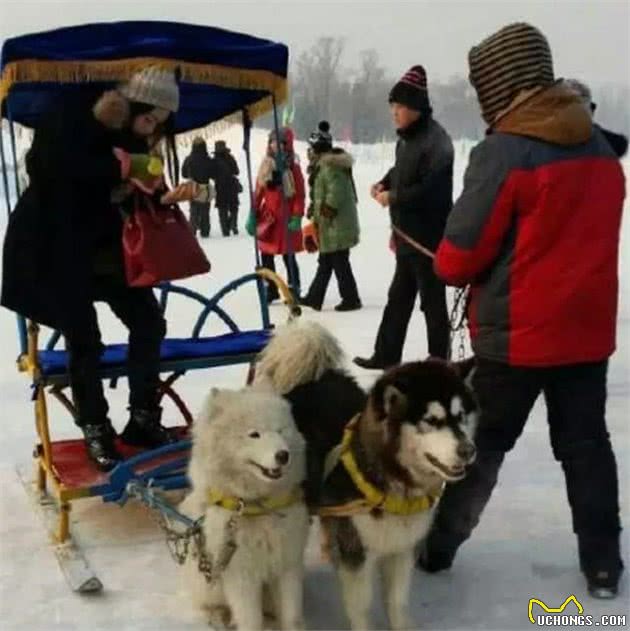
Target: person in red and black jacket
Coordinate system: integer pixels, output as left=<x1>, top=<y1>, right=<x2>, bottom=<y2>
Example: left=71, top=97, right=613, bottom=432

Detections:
left=420, top=23, right=626, bottom=599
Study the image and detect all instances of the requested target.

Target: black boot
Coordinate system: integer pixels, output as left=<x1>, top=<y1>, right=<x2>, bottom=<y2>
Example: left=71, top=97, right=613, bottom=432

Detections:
left=335, top=300, right=362, bottom=312
left=578, top=535, right=624, bottom=599
left=299, top=295, right=322, bottom=311
left=288, top=286, right=301, bottom=306
left=585, top=567, right=623, bottom=599
left=82, top=423, right=122, bottom=472
left=353, top=356, right=392, bottom=370
left=120, top=408, right=176, bottom=448
left=416, top=534, right=459, bottom=573
left=266, top=287, right=280, bottom=305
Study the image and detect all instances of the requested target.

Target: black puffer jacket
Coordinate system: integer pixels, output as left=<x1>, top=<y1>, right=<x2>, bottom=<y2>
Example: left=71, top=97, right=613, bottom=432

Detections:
left=600, top=126, right=628, bottom=158
left=1, top=90, right=142, bottom=330
left=182, top=140, right=217, bottom=184
left=381, top=116, right=454, bottom=254
left=213, top=149, right=240, bottom=209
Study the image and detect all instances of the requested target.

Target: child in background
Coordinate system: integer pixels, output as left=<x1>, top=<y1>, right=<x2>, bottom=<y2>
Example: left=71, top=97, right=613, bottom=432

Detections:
left=248, top=127, right=305, bottom=302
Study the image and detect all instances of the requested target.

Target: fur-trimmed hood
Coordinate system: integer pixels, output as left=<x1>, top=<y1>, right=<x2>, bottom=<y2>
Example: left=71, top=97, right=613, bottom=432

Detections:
left=317, top=149, right=354, bottom=171
left=93, top=90, right=131, bottom=130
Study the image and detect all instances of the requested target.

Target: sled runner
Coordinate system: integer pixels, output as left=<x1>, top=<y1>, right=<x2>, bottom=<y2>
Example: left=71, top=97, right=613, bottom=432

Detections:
left=0, top=20, right=298, bottom=593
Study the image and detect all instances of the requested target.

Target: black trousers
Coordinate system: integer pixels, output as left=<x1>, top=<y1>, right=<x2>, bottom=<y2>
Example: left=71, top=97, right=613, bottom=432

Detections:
left=189, top=201, right=210, bottom=238
left=218, top=205, right=238, bottom=236
left=304, top=249, right=361, bottom=308
left=260, top=253, right=301, bottom=297
left=373, top=253, right=449, bottom=362
left=63, top=275, right=166, bottom=427
left=428, top=359, right=622, bottom=571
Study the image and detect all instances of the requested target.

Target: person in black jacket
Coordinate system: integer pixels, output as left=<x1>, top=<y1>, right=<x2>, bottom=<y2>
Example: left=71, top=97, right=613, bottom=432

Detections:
left=354, top=65, right=453, bottom=370
left=182, top=137, right=217, bottom=238
left=1, top=67, right=181, bottom=471
left=564, top=78, right=629, bottom=158
left=213, top=140, right=241, bottom=236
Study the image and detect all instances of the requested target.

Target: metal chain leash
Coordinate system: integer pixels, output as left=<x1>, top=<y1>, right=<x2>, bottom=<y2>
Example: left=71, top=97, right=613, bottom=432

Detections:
left=192, top=504, right=242, bottom=583
left=448, top=286, right=470, bottom=361
left=154, top=502, right=243, bottom=584
left=153, top=506, right=197, bottom=565
left=128, top=482, right=243, bottom=584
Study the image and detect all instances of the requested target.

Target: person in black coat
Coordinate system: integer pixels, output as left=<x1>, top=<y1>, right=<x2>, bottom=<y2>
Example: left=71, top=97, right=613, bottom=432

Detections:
left=563, top=78, right=629, bottom=158
left=213, top=140, right=241, bottom=236
left=354, top=65, right=453, bottom=370
left=1, top=67, right=181, bottom=471
left=182, top=137, right=217, bottom=238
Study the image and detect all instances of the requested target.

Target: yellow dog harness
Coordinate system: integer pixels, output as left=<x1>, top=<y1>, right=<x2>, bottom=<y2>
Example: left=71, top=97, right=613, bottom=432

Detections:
left=205, top=488, right=303, bottom=516
left=318, top=416, right=443, bottom=517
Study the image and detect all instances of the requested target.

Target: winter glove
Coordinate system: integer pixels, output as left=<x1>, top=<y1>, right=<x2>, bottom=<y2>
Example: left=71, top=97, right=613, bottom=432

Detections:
left=320, top=204, right=337, bottom=220
left=129, top=154, right=164, bottom=180
left=245, top=212, right=257, bottom=236
left=288, top=216, right=302, bottom=233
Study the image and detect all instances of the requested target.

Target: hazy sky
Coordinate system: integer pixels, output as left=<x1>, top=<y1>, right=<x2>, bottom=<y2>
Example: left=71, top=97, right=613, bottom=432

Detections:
left=0, top=0, right=628, bottom=88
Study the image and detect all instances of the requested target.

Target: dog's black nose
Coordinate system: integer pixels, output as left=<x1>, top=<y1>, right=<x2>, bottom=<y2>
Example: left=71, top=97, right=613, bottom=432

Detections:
left=457, top=442, right=476, bottom=461
left=275, top=450, right=290, bottom=466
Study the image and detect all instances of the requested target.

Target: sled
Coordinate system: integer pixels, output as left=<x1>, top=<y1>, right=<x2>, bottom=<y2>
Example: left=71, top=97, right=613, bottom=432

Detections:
left=0, top=21, right=299, bottom=593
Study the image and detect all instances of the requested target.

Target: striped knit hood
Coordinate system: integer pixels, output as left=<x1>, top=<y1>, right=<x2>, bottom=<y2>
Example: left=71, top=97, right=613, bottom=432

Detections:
left=469, top=22, right=555, bottom=125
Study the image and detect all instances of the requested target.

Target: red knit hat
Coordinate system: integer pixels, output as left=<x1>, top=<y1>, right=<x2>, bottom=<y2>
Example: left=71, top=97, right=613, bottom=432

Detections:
left=389, top=65, right=430, bottom=112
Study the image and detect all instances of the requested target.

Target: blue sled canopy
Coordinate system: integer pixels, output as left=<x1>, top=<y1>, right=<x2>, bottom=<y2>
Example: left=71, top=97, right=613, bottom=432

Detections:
left=0, top=20, right=288, bottom=132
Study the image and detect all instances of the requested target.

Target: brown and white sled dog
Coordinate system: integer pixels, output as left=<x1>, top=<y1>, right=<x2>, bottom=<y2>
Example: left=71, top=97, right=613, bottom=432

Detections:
left=255, top=321, right=479, bottom=630
left=179, top=387, right=309, bottom=630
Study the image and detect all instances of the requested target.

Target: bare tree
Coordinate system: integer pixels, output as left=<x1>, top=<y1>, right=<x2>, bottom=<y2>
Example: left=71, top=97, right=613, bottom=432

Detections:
left=292, top=37, right=345, bottom=136
left=258, top=43, right=629, bottom=144
left=358, top=49, right=385, bottom=85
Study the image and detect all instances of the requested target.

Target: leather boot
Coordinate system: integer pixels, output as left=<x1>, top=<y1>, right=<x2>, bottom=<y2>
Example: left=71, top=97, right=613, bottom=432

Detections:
left=82, top=423, right=122, bottom=472
left=353, top=356, right=393, bottom=370
left=578, top=534, right=624, bottom=599
left=120, top=407, right=176, bottom=448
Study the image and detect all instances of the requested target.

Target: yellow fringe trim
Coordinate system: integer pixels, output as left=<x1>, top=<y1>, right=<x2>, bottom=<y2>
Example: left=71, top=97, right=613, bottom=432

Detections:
left=0, top=57, right=287, bottom=121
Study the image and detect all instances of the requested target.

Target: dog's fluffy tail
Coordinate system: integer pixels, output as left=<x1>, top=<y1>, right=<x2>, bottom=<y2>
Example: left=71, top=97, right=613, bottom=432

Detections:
left=254, top=320, right=344, bottom=394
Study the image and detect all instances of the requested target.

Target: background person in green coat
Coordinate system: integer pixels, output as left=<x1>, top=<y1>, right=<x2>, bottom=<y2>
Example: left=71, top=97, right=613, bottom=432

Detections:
left=301, top=121, right=362, bottom=312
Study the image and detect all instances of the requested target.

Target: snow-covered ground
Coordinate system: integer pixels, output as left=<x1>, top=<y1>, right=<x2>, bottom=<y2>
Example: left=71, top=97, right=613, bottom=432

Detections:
left=0, top=128, right=628, bottom=630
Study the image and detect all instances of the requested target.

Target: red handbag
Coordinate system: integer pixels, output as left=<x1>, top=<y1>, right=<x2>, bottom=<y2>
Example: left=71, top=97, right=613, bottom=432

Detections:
left=123, top=193, right=211, bottom=287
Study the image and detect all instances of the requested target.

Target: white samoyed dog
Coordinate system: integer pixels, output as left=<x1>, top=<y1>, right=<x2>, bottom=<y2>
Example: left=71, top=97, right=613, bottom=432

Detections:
left=180, top=387, right=309, bottom=630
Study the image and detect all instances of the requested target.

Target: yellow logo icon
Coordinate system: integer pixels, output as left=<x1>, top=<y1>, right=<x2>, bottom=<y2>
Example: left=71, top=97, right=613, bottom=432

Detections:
left=528, top=594, right=584, bottom=624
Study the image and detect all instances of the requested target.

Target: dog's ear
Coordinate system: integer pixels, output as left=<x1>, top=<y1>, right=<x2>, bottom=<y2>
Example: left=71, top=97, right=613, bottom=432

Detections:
left=450, top=357, right=476, bottom=390
left=383, top=385, right=408, bottom=421
left=204, top=387, right=225, bottom=419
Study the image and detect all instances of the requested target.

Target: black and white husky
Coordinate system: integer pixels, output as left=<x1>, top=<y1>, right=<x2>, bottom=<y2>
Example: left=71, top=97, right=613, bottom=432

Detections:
left=255, top=321, right=478, bottom=630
